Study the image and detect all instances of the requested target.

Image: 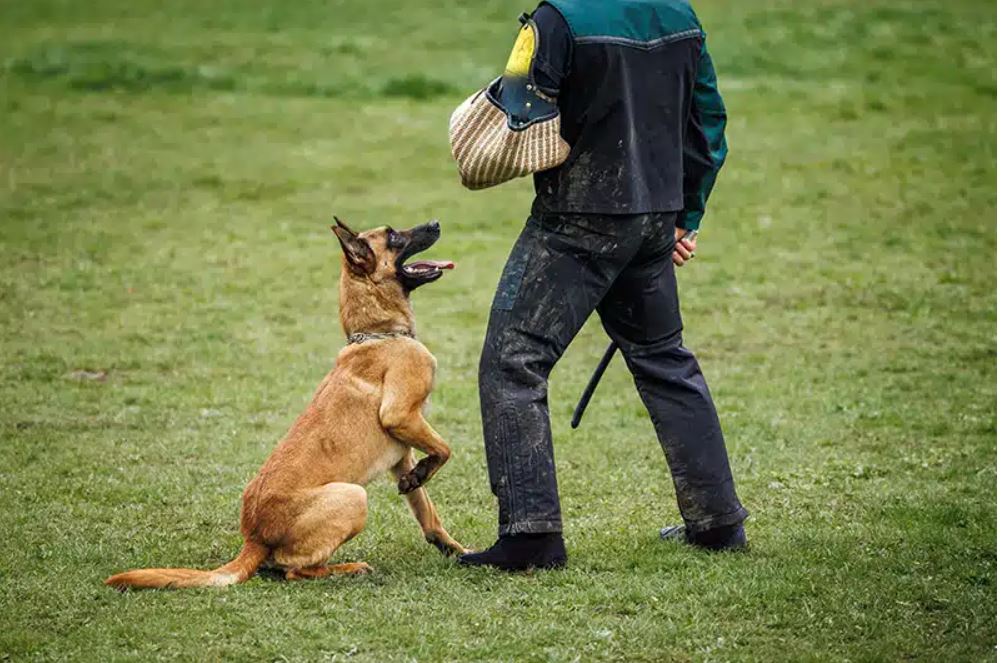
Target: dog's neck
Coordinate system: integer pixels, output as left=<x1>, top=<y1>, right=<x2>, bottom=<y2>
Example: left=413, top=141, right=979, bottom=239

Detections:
left=338, top=264, right=416, bottom=339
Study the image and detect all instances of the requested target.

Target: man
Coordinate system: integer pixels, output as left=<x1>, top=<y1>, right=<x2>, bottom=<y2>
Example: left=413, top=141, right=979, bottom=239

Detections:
left=458, top=0, right=748, bottom=571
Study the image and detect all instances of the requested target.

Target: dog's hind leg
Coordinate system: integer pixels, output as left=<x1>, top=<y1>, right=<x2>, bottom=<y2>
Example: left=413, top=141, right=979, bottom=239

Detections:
left=272, top=482, right=371, bottom=579
left=392, top=451, right=469, bottom=556
left=285, top=562, right=372, bottom=580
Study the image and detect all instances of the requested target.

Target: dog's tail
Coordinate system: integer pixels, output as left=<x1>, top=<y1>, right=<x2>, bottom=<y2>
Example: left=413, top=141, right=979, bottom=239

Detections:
left=104, top=541, right=270, bottom=590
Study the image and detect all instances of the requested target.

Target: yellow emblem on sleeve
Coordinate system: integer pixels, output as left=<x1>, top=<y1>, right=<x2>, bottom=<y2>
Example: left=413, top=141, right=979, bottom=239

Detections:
left=504, top=24, right=536, bottom=77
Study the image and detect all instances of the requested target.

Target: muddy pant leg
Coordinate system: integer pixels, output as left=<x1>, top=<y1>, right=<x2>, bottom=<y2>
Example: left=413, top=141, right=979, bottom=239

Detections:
left=479, top=216, right=631, bottom=536
left=596, top=217, right=748, bottom=533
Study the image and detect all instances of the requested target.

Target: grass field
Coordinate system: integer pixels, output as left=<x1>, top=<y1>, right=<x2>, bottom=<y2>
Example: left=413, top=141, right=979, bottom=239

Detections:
left=0, top=0, right=996, bottom=660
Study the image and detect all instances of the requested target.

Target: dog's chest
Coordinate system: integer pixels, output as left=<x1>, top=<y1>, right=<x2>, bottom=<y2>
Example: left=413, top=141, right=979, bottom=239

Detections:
left=361, top=441, right=407, bottom=485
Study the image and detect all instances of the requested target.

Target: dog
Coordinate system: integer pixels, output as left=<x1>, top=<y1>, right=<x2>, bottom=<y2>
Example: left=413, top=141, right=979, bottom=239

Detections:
left=106, top=217, right=465, bottom=589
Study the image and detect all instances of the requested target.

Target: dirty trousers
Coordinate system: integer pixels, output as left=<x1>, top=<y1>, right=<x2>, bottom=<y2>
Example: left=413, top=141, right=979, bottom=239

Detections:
left=479, top=213, right=748, bottom=536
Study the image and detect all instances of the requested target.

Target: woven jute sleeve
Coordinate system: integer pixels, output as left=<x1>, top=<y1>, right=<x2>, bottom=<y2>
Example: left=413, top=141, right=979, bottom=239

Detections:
left=449, top=89, right=570, bottom=190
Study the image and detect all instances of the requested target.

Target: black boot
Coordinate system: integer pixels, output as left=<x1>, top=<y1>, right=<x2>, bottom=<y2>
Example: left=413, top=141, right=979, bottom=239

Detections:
left=659, top=523, right=747, bottom=551
left=457, top=533, right=567, bottom=571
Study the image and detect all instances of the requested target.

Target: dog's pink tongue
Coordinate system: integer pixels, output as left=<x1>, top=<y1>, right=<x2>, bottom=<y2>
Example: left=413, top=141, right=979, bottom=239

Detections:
left=410, top=260, right=455, bottom=270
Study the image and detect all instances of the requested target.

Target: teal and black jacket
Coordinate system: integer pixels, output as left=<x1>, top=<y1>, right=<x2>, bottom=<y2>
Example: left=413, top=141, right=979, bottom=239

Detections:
left=524, top=0, right=727, bottom=229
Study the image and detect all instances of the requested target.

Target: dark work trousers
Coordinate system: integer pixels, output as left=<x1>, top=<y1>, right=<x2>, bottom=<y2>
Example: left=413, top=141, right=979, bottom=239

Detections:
left=479, top=212, right=747, bottom=536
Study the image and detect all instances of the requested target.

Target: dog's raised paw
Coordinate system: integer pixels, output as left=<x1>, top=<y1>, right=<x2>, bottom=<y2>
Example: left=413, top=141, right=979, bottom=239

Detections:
left=398, top=459, right=436, bottom=493
left=397, top=471, right=423, bottom=494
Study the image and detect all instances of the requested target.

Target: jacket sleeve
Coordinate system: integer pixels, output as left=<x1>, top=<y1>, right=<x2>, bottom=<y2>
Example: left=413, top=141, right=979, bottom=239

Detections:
left=680, top=39, right=728, bottom=231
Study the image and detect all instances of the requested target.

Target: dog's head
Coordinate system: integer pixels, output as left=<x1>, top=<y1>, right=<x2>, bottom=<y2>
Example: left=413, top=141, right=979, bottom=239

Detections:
left=331, top=217, right=453, bottom=292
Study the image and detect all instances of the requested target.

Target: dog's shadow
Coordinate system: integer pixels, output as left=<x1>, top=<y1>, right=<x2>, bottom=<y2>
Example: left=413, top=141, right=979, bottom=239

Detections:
left=255, top=567, right=287, bottom=583
left=253, top=564, right=389, bottom=584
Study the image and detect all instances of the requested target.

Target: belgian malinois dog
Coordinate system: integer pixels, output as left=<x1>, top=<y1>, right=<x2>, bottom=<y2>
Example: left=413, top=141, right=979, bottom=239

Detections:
left=106, top=218, right=466, bottom=589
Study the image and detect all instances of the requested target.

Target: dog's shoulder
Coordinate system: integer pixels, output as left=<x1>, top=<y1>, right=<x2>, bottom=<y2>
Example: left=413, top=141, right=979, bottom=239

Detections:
left=384, top=336, right=437, bottom=369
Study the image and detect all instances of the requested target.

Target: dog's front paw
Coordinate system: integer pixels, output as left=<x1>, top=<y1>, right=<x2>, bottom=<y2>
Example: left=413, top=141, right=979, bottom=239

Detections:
left=397, top=471, right=423, bottom=494
left=397, top=457, right=435, bottom=494
left=425, top=532, right=470, bottom=557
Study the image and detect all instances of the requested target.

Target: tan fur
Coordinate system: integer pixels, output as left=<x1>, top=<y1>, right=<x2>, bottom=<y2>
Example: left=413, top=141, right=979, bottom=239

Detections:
left=105, top=222, right=466, bottom=590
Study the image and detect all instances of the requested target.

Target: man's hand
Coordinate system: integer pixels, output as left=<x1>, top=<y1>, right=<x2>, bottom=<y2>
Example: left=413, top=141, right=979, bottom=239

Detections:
left=673, top=227, right=698, bottom=267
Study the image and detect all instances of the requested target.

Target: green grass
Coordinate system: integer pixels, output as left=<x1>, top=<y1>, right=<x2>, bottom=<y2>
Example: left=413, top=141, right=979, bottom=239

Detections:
left=0, top=0, right=995, bottom=660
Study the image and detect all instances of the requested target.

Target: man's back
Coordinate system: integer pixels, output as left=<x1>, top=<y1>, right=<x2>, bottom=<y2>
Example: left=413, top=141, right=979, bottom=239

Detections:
left=530, top=0, right=727, bottom=229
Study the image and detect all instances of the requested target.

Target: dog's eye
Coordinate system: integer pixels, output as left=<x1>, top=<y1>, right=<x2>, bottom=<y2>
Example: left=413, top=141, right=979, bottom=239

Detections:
left=387, top=230, right=405, bottom=249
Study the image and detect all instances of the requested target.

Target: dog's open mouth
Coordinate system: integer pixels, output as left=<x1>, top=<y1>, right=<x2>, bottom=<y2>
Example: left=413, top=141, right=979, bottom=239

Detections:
left=399, top=259, right=454, bottom=289
left=396, top=220, right=452, bottom=291
left=402, top=260, right=455, bottom=277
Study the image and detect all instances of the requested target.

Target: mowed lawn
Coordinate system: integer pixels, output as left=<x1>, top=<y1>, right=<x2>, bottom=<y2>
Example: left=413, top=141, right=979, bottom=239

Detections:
left=0, top=0, right=995, bottom=660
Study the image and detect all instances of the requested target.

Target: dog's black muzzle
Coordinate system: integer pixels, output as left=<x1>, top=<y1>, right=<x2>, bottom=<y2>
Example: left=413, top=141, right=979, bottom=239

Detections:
left=396, top=220, right=452, bottom=291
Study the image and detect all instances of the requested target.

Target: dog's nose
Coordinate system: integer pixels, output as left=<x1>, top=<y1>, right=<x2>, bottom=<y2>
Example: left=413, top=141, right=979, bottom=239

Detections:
left=427, top=219, right=440, bottom=232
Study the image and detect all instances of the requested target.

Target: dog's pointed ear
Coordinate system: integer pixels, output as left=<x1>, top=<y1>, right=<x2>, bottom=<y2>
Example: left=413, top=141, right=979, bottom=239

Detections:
left=333, top=215, right=354, bottom=234
left=331, top=217, right=375, bottom=275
